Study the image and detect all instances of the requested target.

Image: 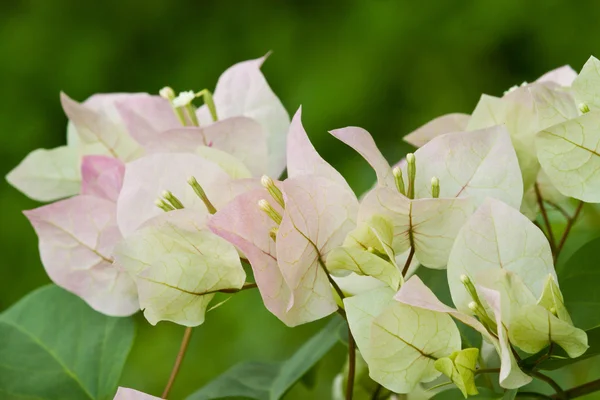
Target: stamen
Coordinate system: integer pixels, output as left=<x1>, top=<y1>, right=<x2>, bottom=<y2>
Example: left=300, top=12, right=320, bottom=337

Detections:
left=468, top=301, right=498, bottom=333
left=258, top=199, right=283, bottom=225
left=196, top=89, right=218, bottom=122
left=261, top=175, right=285, bottom=208
left=160, top=86, right=187, bottom=126
left=187, top=176, right=217, bottom=214
left=392, top=167, right=406, bottom=196
left=579, top=102, right=590, bottom=114
left=155, top=198, right=175, bottom=212
left=406, top=153, right=416, bottom=199
left=162, top=190, right=184, bottom=209
left=431, top=176, right=440, bottom=198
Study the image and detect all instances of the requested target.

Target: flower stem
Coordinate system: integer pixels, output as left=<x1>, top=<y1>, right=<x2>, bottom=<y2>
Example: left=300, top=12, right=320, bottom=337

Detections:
left=218, top=282, right=258, bottom=293
left=162, top=326, right=194, bottom=398
left=516, top=392, right=553, bottom=399
left=346, top=323, right=356, bottom=400
left=535, top=184, right=556, bottom=253
left=531, top=371, right=566, bottom=400
left=552, top=378, right=600, bottom=399
left=401, top=247, right=415, bottom=277
left=554, top=201, right=584, bottom=262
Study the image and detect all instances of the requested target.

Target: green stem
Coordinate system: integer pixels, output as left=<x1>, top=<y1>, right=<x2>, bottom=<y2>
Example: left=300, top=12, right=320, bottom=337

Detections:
left=516, top=392, right=553, bottom=399
left=535, top=184, right=556, bottom=253
left=401, top=247, right=415, bottom=277
left=162, top=327, right=193, bottom=398
left=346, top=324, right=356, bottom=400
left=531, top=371, right=566, bottom=400
left=552, top=378, right=600, bottom=399
left=218, top=282, right=258, bottom=293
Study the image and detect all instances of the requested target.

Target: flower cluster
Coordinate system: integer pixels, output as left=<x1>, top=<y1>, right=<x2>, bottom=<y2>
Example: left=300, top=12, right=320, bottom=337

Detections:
left=8, top=54, right=600, bottom=399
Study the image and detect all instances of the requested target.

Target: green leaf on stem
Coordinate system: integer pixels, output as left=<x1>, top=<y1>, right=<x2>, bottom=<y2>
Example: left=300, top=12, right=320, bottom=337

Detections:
left=557, top=237, right=600, bottom=330
left=186, top=315, right=345, bottom=400
left=0, top=284, right=135, bottom=400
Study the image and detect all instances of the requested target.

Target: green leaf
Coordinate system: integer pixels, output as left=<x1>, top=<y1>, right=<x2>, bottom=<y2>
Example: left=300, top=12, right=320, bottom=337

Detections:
left=187, top=315, right=345, bottom=400
left=0, top=285, right=135, bottom=400
left=557, top=237, right=600, bottom=330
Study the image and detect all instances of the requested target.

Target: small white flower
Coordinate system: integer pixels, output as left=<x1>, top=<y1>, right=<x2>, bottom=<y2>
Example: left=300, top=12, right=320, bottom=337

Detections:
left=172, top=90, right=196, bottom=108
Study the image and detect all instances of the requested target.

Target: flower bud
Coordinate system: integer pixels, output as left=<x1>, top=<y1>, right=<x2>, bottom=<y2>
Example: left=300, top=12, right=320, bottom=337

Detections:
left=188, top=176, right=217, bottom=214
left=406, top=153, right=416, bottom=199
left=468, top=300, right=497, bottom=334
left=258, top=199, right=283, bottom=225
left=159, top=86, right=176, bottom=100
left=155, top=198, right=175, bottom=212
left=392, top=167, right=406, bottom=196
left=161, top=190, right=184, bottom=209
left=579, top=102, right=590, bottom=114
left=431, top=176, right=440, bottom=198
left=261, top=175, right=285, bottom=208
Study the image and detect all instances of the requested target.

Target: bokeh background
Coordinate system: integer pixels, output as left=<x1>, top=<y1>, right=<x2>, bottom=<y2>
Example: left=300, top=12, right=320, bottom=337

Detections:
left=2, top=1, right=600, bottom=398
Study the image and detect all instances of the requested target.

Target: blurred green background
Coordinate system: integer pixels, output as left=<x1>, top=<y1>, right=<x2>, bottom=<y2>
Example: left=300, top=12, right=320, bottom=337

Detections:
left=2, top=0, right=600, bottom=398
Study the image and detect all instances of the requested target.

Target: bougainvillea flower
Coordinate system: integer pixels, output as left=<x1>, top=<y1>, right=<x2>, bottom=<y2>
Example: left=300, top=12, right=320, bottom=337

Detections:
left=536, top=57, right=600, bottom=202
left=326, top=215, right=402, bottom=290
left=7, top=92, right=159, bottom=201
left=402, top=65, right=579, bottom=207
left=113, top=209, right=245, bottom=326
left=447, top=198, right=587, bottom=363
left=8, top=55, right=289, bottom=202
left=434, top=348, right=479, bottom=398
left=210, top=108, right=358, bottom=326
left=24, top=155, right=138, bottom=316
left=344, top=286, right=461, bottom=393
left=113, top=387, right=160, bottom=400
left=116, top=152, right=258, bottom=237
left=330, top=124, right=521, bottom=269
left=395, top=276, right=532, bottom=389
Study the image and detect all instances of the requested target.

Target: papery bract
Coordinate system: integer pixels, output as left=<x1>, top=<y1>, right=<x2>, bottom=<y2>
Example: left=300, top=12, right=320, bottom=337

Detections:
left=536, top=110, right=600, bottom=202
left=208, top=187, right=298, bottom=325
left=24, top=195, right=138, bottom=316
left=403, top=113, right=470, bottom=148
left=113, top=209, right=245, bottom=326
left=572, top=56, right=600, bottom=110
left=344, top=287, right=461, bottom=394
left=409, top=126, right=523, bottom=208
left=61, top=92, right=145, bottom=161
left=144, top=117, right=268, bottom=177
left=395, top=276, right=532, bottom=389
left=114, top=387, right=161, bottom=400
left=196, top=55, right=290, bottom=178
left=276, top=175, right=358, bottom=320
left=434, top=348, right=479, bottom=398
left=359, top=190, right=473, bottom=269
left=536, top=65, right=577, bottom=87
left=210, top=108, right=357, bottom=326
left=81, top=155, right=125, bottom=202
left=447, top=197, right=555, bottom=314
left=116, top=152, right=254, bottom=236
left=6, top=146, right=81, bottom=202
left=326, top=215, right=402, bottom=290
